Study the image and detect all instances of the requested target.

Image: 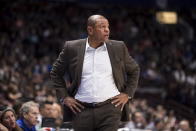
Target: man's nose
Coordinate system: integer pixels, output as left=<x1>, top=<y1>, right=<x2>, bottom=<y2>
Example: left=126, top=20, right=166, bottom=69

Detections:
left=105, top=27, right=109, bottom=33
left=35, top=115, right=39, bottom=119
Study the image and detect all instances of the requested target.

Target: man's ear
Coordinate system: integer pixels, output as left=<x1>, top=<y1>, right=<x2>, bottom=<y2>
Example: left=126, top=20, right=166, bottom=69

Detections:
left=87, top=26, right=93, bottom=35
left=23, top=112, right=28, bottom=119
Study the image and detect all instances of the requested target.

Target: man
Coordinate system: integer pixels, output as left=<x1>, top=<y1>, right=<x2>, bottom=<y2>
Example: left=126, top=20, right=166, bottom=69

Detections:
left=50, top=14, right=140, bottom=131
left=38, top=101, right=54, bottom=129
left=39, top=102, right=63, bottom=128
left=16, top=101, right=39, bottom=131
left=178, top=120, right=192, bottom=131
left=125, top=111, right=147, bottom=129
left=40, top=101, right=54, bottom=118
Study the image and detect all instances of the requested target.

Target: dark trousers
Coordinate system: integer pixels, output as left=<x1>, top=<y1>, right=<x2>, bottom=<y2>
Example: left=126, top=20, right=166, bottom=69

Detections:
left=72, top=103, right=122, bottom=131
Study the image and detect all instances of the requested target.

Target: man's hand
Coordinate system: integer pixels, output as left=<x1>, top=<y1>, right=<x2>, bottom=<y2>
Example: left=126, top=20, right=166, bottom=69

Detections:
left=62, top=97, right=84, bottom=114
left=111, top=93, right=129, bottom=111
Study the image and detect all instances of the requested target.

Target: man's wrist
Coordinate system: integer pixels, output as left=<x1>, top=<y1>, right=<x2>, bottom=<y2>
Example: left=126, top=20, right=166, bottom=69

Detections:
left=123, top=93, right=132, bottom=100
left=128, top=96, right=132, bottom=100
left=124, top=93, right=132, bottom=100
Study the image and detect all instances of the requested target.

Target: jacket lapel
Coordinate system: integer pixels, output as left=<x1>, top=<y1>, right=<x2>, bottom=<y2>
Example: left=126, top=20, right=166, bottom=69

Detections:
left=106, top=41, right=118, bottom=87
left=76, top=39, right=86, bottom=86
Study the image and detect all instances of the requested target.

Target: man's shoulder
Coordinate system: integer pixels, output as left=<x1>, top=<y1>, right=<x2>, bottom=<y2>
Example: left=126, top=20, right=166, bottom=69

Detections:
left=16, top=119, right=35, bottom=130
left=65, top=39, right=86, bottom=46
left=107, top=39, right=125, bottom=45
left=16, top=119, right=24, bottom=128
left=16, top=119, right=22, bottom=125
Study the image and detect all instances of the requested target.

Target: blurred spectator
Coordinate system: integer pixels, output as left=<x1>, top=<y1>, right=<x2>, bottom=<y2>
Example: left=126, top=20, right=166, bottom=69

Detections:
left=126, top=111, right=147, bottom=129
left=16, top=101, right=39, bottom=131
left=37, top=101, right=54, bottom=129
left=152, top=119, right=165, bottom=131
left=178, top=120, right=192, bottom=131
left=0, top=107, right=22, bottom=131
left=0, top=123, right=8, bottom=131
left=51, top=103, right=63, bottom=127
left=39, top=101, right=63, bottom=128
left=40, top=101, right=53, bottom=118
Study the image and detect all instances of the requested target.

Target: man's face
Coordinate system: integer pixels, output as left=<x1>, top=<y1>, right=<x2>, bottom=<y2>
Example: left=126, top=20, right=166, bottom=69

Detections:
left=51, top=103, right=62, bottom=118
left=41, top=104, right=53, bottom=118
left=179, top=121, right=189, bottom=131
left=134, top=112, right=144, bottom=123
left=2, top=111, right=16, bottom=129
left=89, top=18, right=110, bottom=43
left=24, top=106, right=39, bottom=126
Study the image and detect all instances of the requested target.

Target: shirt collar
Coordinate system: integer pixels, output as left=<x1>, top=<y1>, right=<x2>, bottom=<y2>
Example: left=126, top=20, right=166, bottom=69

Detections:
left=86, top=38, right=107, bottom=51
left=19, top=119, right=36, bottom=131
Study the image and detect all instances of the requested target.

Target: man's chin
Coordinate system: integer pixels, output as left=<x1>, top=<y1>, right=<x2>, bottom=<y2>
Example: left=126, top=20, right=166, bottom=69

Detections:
left=32, top=121, right=38, bottom=126
left=104, top=37, right=109, bottom=41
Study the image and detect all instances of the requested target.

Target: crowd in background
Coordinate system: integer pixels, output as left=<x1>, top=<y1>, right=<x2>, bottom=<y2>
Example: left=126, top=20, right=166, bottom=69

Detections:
left=0, top=99, right=194, bottom=131
left=0, top=0, right=196, bottom=130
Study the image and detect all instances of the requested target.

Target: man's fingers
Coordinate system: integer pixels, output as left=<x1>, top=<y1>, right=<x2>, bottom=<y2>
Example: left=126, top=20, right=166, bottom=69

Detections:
left=70, top=106, right=77, bottom=114
left=114, top=102, right=121, bottom=107
left=73, top=104, right=82, bottom=113
left=75, top=101, right=85, bottom=109
left=121, top=104, right=125, bottom=111
left=64, top=97, right=85, bottom=114
left=111, top=96, right=127, bottom=107
left=111, top=98, right=122, bottom=107
left=111, top=98, right=120, bottom=104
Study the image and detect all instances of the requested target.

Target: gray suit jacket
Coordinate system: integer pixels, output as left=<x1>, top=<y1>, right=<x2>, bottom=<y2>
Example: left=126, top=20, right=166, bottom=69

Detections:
left=50, top=38, right=140, bottom=121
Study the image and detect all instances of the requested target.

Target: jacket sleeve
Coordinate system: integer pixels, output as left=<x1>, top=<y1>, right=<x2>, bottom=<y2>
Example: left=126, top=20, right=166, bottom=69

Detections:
left=123, top=43, right=140, bottom=99
left=50, top=42, right=69, bottom=101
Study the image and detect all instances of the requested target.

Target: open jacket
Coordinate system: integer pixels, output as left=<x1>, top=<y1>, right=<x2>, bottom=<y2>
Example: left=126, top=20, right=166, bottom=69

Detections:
left=50, top=39, right=140, bottom=121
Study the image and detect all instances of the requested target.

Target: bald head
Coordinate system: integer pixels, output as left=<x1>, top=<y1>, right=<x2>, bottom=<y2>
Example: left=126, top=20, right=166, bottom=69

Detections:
left=179, top=120, right=190, bottom=130
left=87, top=14, right=110, bottom=46
left=87, top=15, right=107, bottom=27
